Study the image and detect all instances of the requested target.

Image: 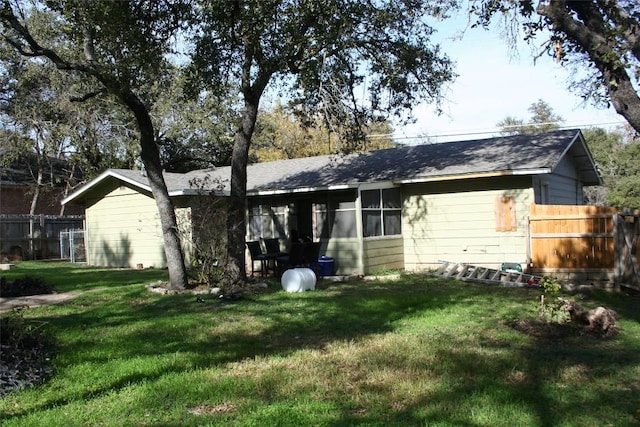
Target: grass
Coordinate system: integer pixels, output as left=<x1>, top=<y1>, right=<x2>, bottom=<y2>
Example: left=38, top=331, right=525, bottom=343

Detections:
left=1, top=262, right=639, bottom=426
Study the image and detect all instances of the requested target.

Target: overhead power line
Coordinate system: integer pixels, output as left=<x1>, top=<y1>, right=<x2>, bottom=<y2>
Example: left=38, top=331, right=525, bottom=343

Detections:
left=386, top=120, right=628, bottom=144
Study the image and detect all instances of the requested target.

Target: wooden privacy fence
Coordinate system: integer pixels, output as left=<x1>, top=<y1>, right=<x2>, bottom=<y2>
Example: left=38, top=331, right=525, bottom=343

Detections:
left=529, top=204, right=640, bottom=289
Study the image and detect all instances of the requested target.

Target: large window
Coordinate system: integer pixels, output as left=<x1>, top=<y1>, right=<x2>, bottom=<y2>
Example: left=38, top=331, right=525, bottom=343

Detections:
left=248, top=199, right=294, bottom=239
left=361, top=188, right=402, bottom=237
left=314, top=191, right=357, bottom=239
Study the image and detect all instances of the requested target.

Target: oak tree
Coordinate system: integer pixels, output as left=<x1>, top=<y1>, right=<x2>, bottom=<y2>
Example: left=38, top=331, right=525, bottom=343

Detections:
left=1, top=0, right=191, bottom=289
left=471, top=0, right=640, bottom=134
left=188, top=0, right=456, bottom=281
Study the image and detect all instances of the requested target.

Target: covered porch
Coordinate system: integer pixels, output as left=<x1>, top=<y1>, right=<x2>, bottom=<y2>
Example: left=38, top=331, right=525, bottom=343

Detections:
left=245, top=186, right=405, bottom=276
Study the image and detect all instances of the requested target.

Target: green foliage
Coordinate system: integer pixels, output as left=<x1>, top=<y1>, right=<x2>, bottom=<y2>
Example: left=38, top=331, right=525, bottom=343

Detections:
left=537, top=276, right=568, bottom=323
left=251, top=103, right=396, bottom=162
left=583, top=127, right=640, bottom=208
left=497, top=99, right=563, bottom=135
left=540, top=275, right=561, bottom=295
left=470, top=0, right=640, bottom=134
left=154, top=68, right=239, bottom=171
left=189, top=0, right=455, bottom=150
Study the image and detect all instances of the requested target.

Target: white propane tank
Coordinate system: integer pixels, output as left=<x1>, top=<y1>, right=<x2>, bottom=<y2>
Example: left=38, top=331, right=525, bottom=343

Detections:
left=281, top=268, right=316, bottom=292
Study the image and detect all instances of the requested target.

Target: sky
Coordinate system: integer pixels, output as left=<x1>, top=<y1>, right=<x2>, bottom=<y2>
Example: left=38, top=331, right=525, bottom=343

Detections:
left=392, top=12, right=627, bottom=144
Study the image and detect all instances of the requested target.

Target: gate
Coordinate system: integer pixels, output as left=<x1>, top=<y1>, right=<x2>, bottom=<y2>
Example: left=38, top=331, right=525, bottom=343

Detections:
left=59, top=229, right=86, bottom=263
left=529, top=204, right=640, bottom=289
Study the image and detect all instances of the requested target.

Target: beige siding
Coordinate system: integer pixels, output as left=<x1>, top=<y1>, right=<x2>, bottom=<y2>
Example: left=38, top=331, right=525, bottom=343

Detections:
left=363, top=237, right=404, bottom=274
left=85, top=186, right=167, bottom=268
left=403, top=181, right=533, bottom=272
left=321, top=239, right=361, bottom=275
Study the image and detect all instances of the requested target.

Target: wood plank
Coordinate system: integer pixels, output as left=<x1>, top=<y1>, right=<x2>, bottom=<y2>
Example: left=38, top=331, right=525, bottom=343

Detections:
left=530, top=233, right=614, bottom=238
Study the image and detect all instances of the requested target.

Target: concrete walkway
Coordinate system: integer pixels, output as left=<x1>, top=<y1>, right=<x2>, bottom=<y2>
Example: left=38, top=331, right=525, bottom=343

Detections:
left=0, top=292, right=81, bottom=313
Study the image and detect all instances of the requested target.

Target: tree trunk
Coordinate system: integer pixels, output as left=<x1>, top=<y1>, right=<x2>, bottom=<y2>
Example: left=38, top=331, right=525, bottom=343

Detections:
left=121, top=91, right=188, bottom=290
left=226, top=96, right=261, bottom=284
left=29, top=170, right=42, bottom=216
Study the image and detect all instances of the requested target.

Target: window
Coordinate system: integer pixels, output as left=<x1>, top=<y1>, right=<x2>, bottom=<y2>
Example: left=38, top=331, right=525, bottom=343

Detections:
left=361, top=188, right=402, bottom=237
left=248, top=199, right=293, bottom=239
left=314, top=191, right=357, bottom=239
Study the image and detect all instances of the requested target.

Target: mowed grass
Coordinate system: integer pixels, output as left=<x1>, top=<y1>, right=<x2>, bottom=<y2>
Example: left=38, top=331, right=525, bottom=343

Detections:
left=1, top=262, right=639, bottom=426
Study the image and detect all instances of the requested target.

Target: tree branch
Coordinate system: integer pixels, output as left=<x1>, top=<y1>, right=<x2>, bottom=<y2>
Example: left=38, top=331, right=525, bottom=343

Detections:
left=70, top=90, right=105, bottom=102
left=537, top=0, right=640, bottom=133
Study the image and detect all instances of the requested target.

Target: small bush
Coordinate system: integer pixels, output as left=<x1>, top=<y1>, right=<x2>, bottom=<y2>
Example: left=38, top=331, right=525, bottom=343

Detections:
left=0, top=276, right=54, bottom=297
left=538, top=276, right=569, bottom=323
left=0, top=309, right=56, bottom=396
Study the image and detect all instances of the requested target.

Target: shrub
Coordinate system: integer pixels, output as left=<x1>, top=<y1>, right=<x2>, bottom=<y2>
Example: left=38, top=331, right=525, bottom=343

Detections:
left=0, top=276, right=54, bottom=297
left=537, top=276, right=568, bottom=323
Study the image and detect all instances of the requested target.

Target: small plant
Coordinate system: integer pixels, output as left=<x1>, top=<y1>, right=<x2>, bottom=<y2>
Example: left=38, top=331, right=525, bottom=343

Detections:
left=538, top=276, right=568, bottom=323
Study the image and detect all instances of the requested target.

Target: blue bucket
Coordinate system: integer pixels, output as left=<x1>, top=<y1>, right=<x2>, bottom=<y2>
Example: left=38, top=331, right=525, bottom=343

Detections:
left=318, top=256, right=335, bottom=276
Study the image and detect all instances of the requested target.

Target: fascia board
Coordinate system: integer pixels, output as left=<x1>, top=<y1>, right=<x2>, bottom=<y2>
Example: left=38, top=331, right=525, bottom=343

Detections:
left=61, top=169, right=151, bottom=205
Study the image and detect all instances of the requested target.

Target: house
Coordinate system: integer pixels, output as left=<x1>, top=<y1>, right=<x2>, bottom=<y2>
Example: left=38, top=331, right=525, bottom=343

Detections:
left=1, top=152, right=84, bottom=260
left=0, top=150, right=84, bottom=216
left=62, top=129, right=601, bottom=274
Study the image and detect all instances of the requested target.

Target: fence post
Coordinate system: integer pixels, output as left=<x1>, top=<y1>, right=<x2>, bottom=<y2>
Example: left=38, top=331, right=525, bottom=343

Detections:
left=614, top=213, right=622, bottom=284
left=60, top=231, right=64, bottom=261
left=69, top=230, right=75, bottom=263
left=39, top=214, right=45, bottom=258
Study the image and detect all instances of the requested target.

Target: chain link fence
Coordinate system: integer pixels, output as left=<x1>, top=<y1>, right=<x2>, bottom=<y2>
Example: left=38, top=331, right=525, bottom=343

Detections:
left=59, top=229, right=86, bottom=263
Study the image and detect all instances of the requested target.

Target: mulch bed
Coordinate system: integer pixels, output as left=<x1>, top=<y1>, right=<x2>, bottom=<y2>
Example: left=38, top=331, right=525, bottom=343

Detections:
left=0, top=276, right=56, bottom=396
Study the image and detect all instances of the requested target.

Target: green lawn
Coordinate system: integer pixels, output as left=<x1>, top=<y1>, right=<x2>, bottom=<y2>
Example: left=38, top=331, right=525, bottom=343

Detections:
left=1, top=262, right=639, bottom=426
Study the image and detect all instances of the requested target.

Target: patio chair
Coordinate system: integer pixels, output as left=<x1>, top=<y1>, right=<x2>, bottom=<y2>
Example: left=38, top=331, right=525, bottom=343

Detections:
left=276, top=242, right=306, bottom=275
left=262, top=238, right=285, bottom=276
left=246, top=241, right=268, bottom=276
left=263, top=238, right=286, bottom=256
left=301, top=241, right=322, bottom=276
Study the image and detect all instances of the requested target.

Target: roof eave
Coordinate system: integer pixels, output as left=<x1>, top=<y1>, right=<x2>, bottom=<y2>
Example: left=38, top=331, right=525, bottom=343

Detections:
left=170, top=189, right=230, bottom=197
left=247, top=183, right=359, bottom=197
left=397, top=169, right=551, bottom=184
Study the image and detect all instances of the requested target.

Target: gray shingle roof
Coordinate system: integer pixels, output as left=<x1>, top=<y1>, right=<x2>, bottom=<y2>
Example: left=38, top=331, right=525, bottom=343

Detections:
left=63, top=129, right=600, bottom=203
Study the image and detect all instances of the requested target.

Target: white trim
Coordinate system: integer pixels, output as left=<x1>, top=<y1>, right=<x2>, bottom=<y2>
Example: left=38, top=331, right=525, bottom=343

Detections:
left=355, top=186, right=364, bottom=273
left=512, top=168, right=551, bottom=176
left=248, top=183, right=359, bottom=197
left=61, top=169, right=147, bottom=205
left=397, top=169, right=550, bottom=184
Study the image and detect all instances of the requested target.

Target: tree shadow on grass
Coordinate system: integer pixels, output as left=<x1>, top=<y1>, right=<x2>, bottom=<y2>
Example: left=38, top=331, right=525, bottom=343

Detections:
left=3, top=278, right=479, bottom=417
left=3, top=277, right=638, bottom=426
left=0, top=262, right=168, bottom=293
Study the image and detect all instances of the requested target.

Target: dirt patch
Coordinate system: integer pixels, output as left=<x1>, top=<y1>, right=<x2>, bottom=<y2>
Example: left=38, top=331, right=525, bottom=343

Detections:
left=0, top=310, right=56, bottom=396
left=505, top=318, right=619, bottom=340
